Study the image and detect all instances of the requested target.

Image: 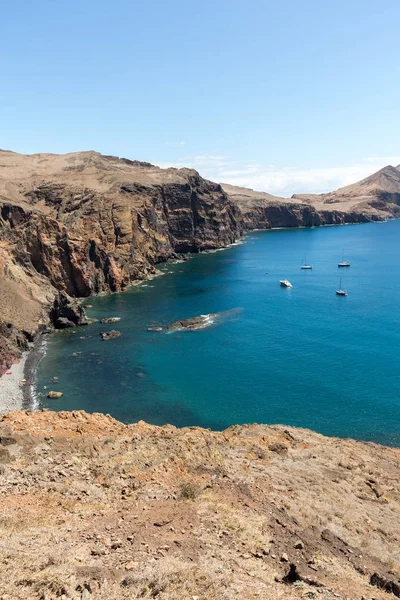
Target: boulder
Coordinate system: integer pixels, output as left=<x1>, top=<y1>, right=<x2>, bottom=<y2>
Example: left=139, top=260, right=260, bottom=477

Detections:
left=100, top=317, right=121, bottom=324
left=166, top=314, right=217, bottom=332
left=47, top=390, right=64, bottom=399
left=51, top=292, right=88, bottom=329
left=55, top=317, right=75, bottom=329
left=100, top=330, right=121, bottom=341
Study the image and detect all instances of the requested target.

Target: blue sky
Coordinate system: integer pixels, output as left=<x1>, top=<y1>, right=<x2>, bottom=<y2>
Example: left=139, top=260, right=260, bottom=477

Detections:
left=1, top=0, right=400, bottom=195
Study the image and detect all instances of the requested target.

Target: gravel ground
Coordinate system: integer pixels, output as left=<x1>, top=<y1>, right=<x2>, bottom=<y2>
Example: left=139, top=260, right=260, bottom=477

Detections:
left=0, top=352, right=27, bottom=414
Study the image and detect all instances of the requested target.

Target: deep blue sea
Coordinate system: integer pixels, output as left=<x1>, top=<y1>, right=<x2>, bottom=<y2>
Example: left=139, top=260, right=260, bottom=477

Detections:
left=37, top=221, right=400, bottom=445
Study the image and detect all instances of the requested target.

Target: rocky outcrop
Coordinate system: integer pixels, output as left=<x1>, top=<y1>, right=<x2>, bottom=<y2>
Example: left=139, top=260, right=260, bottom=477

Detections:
left=0, top=151, right=399, bottom=371
left=292, top=165, right=400, bottom=221
left=222, top=169, right=400, bottom=230
left=50, top=292, right=89, bottom=329
left=0, top=409, right=399, bottom=599
left=0, top=151, right=241, bottom=368
left=165, top=314, right=217, bottom=332
left=100, top=330, right=121, bottom=340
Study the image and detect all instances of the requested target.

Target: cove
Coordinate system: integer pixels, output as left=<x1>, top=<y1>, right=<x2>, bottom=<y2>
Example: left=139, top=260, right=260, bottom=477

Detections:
left=37, top=220, right=400, bottom=446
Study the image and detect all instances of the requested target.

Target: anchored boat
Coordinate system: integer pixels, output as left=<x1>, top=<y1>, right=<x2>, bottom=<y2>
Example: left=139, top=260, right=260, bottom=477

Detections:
left=301, top=254, right=312, bottom=269
left=338, top=249, right=350, bottom=267
left=336, top=278, right=347, bottom=296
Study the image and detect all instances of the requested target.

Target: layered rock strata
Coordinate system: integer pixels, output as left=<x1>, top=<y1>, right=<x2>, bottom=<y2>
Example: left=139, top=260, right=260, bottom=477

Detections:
left=1, top=151, right=399, bottom=371
left=0, top=151, right=241, bottom=371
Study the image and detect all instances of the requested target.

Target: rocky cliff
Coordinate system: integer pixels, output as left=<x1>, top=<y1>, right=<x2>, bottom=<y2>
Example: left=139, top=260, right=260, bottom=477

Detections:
left=0, top=150, right=241, bottom=372
left=293, top=165, right=400, bottom=221
left=1, top=151, right=399, bottom=373
left=0, top=409, right=399, bottom=599
left=222, top=164, right=400, bottom=230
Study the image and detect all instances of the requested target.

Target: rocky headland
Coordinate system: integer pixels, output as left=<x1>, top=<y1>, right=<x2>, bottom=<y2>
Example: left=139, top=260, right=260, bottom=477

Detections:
left=222, top=165, right=400, bottom=230
left=0, top=150, right=241, bottom=376
left=0, top=409, right=399, bottom=599
left=0, top=150, right=399, bottom=376
left=0, top=153, right=400, bottom=599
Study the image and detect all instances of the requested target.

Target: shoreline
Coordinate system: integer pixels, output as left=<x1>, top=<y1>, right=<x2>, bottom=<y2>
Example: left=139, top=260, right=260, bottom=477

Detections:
left=0, top=219, right=388, bottom=416
left=0, top=352, right=28, bottom=414
left=0, top=334, right=47, bottom=415
left=22, top=333, right=47, bottom=411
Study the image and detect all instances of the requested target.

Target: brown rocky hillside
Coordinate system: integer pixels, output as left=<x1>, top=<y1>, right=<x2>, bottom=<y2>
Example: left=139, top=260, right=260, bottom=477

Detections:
left=223, top=165, right=400, bottom=229
left=0, top=150, right=241, bottom=372
left=0, top=409, right=399, bottom=599
left=293, top=165, right=400, bottom=219
left=0, top=150, right=399, bottom=372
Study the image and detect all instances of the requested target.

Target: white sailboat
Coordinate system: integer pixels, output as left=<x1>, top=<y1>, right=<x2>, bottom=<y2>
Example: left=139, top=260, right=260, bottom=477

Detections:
left=301, top=254, right=312, bottom=269
left=336, top=278, right=347, bottom=296
left=338, top=249, right=350, bottom=267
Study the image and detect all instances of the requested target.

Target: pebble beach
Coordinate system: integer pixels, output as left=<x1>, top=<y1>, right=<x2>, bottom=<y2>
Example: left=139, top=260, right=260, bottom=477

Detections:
left=0, top=353, right=28, bottom=414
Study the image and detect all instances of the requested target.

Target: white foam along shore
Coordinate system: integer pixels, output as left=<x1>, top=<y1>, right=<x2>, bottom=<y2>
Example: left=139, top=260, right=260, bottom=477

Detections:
left=0, top=352, right=28, bottom=414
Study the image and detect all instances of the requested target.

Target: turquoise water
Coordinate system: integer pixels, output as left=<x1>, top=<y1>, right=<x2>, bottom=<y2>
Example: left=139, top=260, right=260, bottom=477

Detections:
left=38, top=221, right=400, bottom=446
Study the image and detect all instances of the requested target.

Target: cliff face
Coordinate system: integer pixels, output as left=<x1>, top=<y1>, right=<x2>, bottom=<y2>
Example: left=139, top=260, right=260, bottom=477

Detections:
left=292, top=165, right=400, bottom=222
left=1, top=151, right=399, bottom=372
left=0, top=409, right=399, bottom=599
left=0, top=151, right=241, bottom=371
left=222, top=168, right=399, bottom=230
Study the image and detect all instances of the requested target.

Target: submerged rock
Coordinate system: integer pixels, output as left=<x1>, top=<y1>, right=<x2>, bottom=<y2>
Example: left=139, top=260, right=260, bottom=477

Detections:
left=100, top=330, right=121, bottom=340
left=47, top=390, right=63, bottom=399
left=166, top=314, right=217, bottom=332
left=100, top=317, right=121, bottom=324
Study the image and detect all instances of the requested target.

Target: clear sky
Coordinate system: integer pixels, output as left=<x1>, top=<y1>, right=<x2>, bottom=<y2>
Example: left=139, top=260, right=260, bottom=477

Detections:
left=1, top=0, right=400, bottom=196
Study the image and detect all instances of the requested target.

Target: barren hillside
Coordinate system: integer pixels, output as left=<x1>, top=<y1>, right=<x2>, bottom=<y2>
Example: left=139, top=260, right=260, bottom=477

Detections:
left=0, top=150, right=241, bottom=372
left=223, top=165, right=400, bottom=229
left=293, top=165, right=400, bottom=219
left=0, top=150, right=399, bottom=373
left=0, top=410, right=399, bottom=599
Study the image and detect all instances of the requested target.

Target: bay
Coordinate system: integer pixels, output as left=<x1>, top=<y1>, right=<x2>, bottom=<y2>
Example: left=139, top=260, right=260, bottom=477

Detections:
left=37, top=220, right=400, bottom=445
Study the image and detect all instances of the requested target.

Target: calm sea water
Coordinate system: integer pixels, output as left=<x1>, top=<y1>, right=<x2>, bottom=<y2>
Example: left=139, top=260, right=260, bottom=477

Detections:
left=37, top=221, right=400, bottom=445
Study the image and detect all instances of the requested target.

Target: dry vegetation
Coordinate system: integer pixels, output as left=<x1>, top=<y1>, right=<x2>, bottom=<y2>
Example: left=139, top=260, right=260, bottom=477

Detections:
left=0, top=410, right=399, bottom=599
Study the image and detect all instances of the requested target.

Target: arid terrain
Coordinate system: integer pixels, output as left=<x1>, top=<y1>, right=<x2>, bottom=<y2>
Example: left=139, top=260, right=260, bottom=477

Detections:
left=1, top=152, right=400, bottom=600
left=1, top=149, right=400, bottom=372
left=0, top=410, right=399, bottom=600
left=223, top=164, right=400, bottom=229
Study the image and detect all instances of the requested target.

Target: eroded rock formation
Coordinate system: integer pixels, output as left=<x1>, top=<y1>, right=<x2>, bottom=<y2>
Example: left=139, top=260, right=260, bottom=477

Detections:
left=0, top=150, right=399, bottom=371
left=0, top=151, right=241, bottom=371
left=222, top=165, right=400, bottom=230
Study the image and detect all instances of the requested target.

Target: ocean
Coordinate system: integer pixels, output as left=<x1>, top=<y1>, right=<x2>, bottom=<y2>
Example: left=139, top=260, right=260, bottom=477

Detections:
left=37, top=220, right=400, bottom=446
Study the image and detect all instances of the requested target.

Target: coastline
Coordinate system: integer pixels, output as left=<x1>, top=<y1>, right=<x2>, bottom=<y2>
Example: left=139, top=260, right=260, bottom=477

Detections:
left=0, top=334, right=47, bottom=415
left=22, top=333, right=47, bottom=411
left=0, top=352, right=28, bottom=414
left=0, top=219, right=385, bottom=417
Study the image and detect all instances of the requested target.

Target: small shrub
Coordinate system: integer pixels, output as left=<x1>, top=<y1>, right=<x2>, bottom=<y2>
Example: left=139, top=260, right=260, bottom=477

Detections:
left=179, top=481, right=200, bottom=500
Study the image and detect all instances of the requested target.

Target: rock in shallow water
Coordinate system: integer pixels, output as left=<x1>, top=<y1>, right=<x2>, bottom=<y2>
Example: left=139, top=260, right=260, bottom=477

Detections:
left=166, top=314, right=217, bottom=332
left=100, top=330, right=121, bottom=340
left=47, top=390, right=63, bottom=399
left=100, top=317, right=121, bottom=324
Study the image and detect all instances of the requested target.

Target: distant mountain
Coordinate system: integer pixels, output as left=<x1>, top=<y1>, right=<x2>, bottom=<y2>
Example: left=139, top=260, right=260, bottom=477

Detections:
left=292, top=165, right=400, bottom=219
left=223, top=165, right=400, bottom=229
left=334, top=165, right=400, bottom=197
